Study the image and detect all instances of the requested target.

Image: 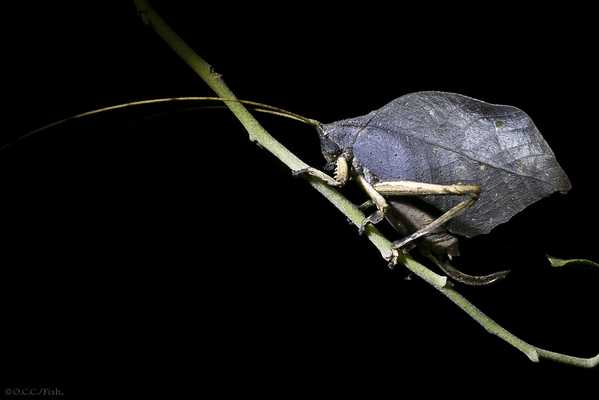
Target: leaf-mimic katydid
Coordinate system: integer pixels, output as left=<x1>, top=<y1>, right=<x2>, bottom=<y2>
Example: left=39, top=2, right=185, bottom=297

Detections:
left=12, top=91, right=570, bottom=286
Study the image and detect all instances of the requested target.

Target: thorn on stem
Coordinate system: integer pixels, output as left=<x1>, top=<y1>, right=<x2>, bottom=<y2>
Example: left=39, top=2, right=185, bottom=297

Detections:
left=209, top=65, right=223, bottom=79
left=137, top=8, right=150, bottom=25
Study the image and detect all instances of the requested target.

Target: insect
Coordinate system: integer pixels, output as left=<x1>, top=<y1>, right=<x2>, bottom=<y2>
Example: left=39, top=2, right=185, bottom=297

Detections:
left=16, top=91, right=571, bottom=286
left=294, top=91, right=571, bottom=284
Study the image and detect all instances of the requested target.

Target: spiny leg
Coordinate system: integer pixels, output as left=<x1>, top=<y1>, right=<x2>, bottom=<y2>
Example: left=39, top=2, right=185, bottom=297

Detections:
left=292, top=155, right=349, bottom=187
left=355, top=175, right=389, bottom=235
left=376, top=180, right=510, bottom=285
left=374, top=181, right=480, bottom=197
left=373, top=180, right=480, bottom=250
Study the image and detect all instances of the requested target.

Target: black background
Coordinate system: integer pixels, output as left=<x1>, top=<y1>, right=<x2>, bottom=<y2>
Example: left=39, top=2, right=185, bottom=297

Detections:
left=2, top=1, right=598, bottom=396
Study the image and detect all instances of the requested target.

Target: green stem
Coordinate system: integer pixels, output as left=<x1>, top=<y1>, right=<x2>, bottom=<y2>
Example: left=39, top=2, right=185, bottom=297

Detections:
left=133, top=0, right=598, bottom=369
left=132, top=0, right=405, bottom=272
left=547, top=255, right=599, bottom=270
left=437, top=285, right=539, bottom=362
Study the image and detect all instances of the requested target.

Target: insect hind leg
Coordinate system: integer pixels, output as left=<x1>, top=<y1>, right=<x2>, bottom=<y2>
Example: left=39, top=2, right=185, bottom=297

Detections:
left=373, top=180, right=480, bottom=250
left=425, top=252, right=511, bottom=286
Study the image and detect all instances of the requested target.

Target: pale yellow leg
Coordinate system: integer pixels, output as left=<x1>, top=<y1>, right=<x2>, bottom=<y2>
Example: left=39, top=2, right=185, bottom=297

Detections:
left=374, top=180, right=480, bottom=196
left=355, top=175, right=389, bottom=234
left=371, top=180, right=480, bottom=250
left=293, top=156, right=349, bottom=187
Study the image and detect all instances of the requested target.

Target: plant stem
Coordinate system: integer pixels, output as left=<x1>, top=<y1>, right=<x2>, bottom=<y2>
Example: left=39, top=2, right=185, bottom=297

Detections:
left=133, top=0, right=598, bottom=369
left=547, top=255, right=599, bottom=270
left=131, top=0, right=408, bottom=275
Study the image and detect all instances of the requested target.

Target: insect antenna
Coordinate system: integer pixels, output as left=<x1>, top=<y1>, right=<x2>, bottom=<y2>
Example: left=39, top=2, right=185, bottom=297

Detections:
left=2, top=96, right=321, bottom=152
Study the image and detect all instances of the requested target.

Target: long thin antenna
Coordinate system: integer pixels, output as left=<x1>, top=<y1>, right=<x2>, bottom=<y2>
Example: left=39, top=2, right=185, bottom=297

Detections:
left=2, top=96, right=321, bottom=152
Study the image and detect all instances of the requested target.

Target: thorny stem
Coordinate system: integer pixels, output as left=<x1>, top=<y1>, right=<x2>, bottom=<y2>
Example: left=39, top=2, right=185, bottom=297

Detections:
left=133, top=0, right=598, bottom=369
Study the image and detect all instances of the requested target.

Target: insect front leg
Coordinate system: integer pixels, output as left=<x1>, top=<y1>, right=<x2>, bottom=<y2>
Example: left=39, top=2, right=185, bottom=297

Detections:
left=292, top=155, right=349, bottom=187
left=373, top=181, right=480, bottom=250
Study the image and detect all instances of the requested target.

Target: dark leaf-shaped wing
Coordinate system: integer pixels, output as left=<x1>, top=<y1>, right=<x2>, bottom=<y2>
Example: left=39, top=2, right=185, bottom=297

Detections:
left=325, top=91, right=571, bottom=237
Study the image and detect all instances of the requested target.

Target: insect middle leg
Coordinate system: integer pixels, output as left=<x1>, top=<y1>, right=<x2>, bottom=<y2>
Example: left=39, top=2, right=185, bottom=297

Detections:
left=355, top=175, right=390, bottom=234
left=373, top=180, right=480, bottom=250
